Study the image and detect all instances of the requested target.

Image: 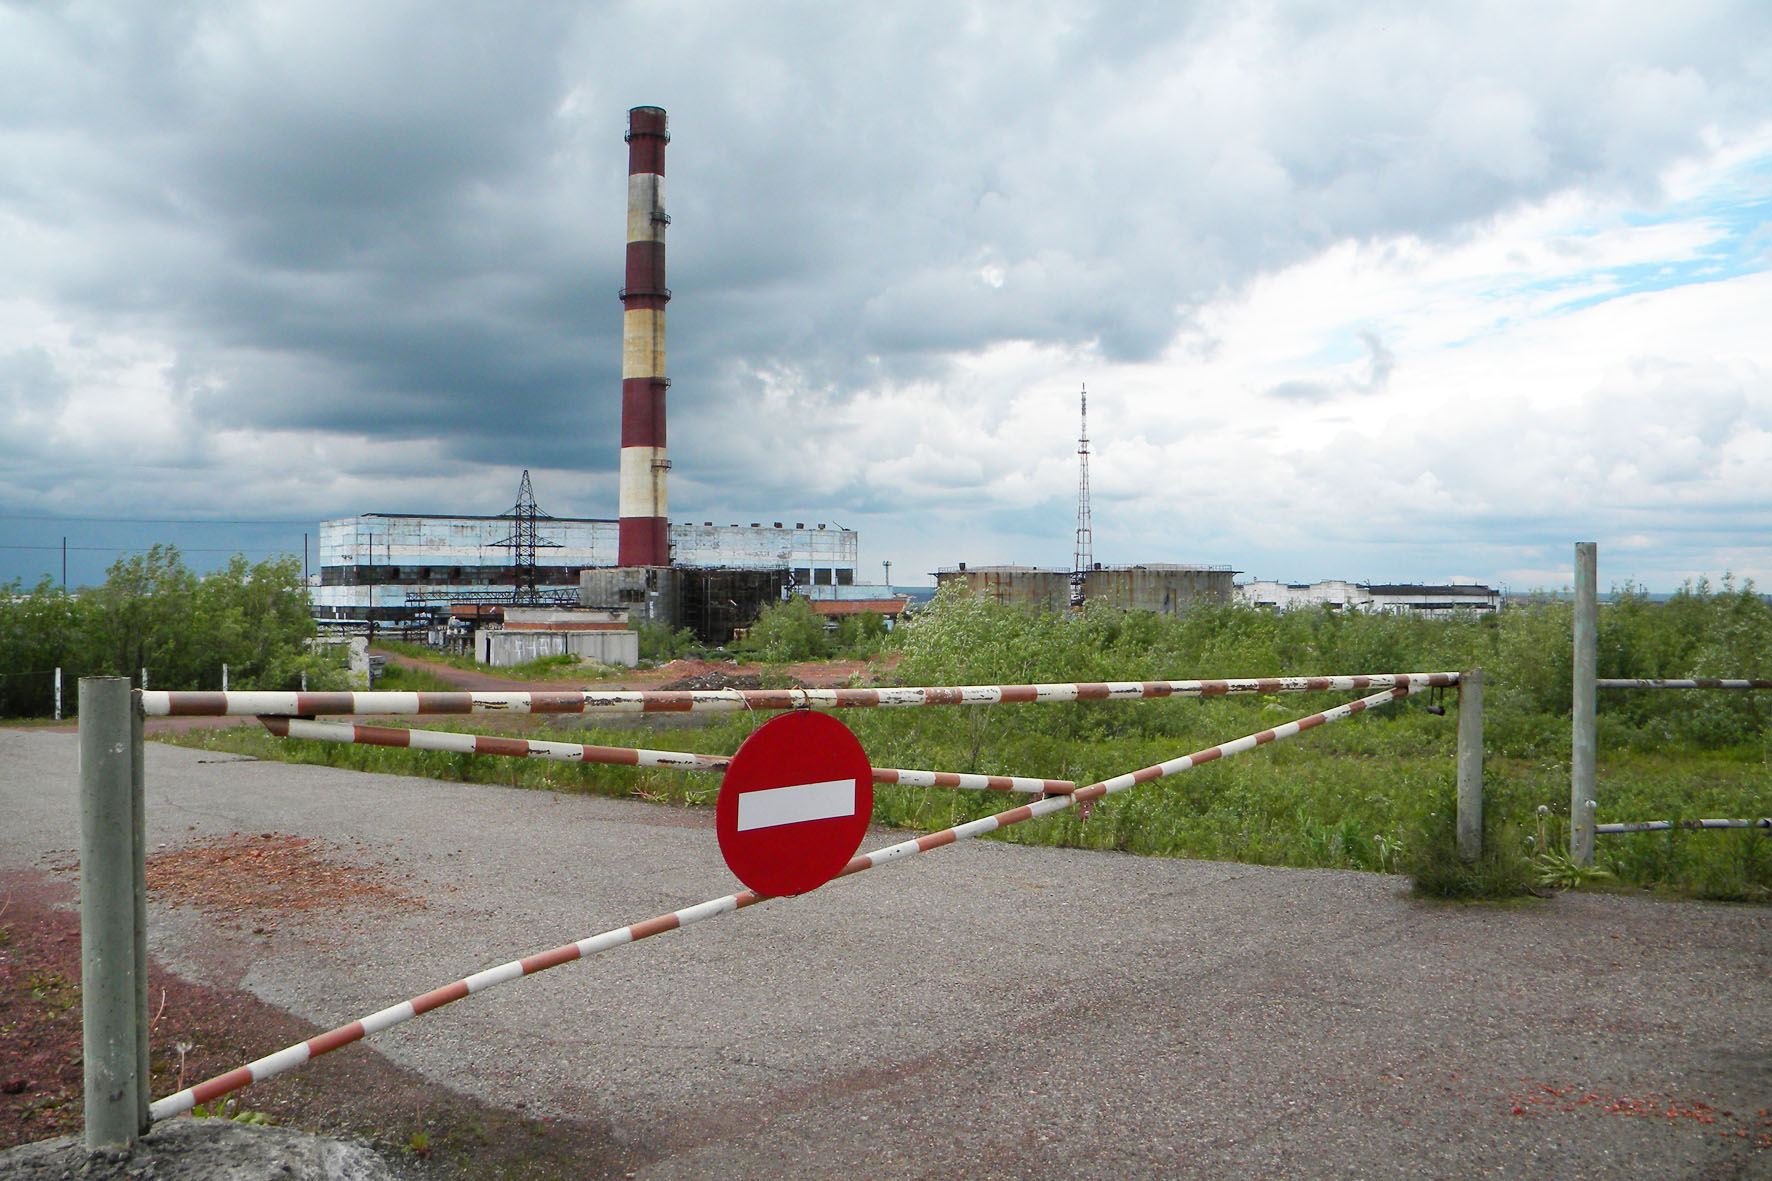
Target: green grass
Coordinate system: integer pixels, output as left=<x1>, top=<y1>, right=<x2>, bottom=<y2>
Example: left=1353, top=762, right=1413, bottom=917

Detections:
left=373, top=640, right=626, bottom=684
left=157, top=690, right=1771, bottom=904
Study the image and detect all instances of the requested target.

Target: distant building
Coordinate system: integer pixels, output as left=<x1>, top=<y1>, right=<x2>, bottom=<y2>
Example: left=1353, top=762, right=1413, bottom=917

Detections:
left=935, top=563, right=1237, bottom=614
left=1236, top=580, right=1500, bottom=615
left=310, top=513, right=900, bottom=642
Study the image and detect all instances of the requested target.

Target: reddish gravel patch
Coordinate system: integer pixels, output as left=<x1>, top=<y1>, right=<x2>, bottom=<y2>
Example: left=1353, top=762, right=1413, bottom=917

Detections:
left=145, top=832, right=420, bottom=934
left=0, top=860, right=641, bottom=1177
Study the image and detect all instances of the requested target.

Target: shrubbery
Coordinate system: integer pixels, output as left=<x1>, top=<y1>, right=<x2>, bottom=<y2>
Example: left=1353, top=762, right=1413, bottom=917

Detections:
left=868, top=580, right=1770, bottom=900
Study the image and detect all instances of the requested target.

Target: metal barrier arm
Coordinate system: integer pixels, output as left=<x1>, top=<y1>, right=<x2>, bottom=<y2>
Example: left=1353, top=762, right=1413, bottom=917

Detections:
left=149, top=679, right=1423, bottom=1121
left=143, top=672, right=1458, bottom=718
left=1596, top=818, right=1771, bottom=834
left=260, top=716, right=729, bottom=773
left=260, top=717, right=1077, bottom=795
left=1596, top=679, right=1772, bottom=690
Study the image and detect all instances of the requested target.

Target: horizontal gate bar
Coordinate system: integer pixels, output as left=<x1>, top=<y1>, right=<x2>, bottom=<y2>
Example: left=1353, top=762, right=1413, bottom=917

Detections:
left=148, top=679, right=1420, bottom=1120
left=142, top=672, right=1459, bottom=718
left=261, top=717, right=1077, bottom=796
left=1596, top=679, right=1772, bottom=690
left=1596, top=817, right=1771, bottom=834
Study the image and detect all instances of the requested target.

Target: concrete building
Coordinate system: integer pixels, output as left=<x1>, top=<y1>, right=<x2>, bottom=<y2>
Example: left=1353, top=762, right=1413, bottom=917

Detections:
left=476, top=607, right=639, bottom=668
left=310, top=513, right=876, bottom=633
left=1236, top=580, right=1500, bottom=615
left=936, top=563, right=1236, bottom=614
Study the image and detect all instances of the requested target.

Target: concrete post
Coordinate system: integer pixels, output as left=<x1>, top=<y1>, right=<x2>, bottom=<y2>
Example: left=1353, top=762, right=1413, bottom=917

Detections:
left=1455, top=668, right=1483, bottom=862
left=79, top=677, right=148, bottom=1151
left=1571, top=542, right=1598, bottom=866
left=54, top=667, right=62, bottom=721
left=222, top=663, right=228, bottom=692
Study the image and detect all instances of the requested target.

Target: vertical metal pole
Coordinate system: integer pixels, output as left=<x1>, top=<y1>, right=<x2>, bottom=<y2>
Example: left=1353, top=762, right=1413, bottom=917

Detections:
left=130, top=692, right=148, bottom=1134
left=1571, top=542, right=1598, bottom=866
left=222, top=663, right=229, bottom=692
left=79, top=677, right=148, bottom=1151
left=140, top=667, right=147, bottom=692
left=1455, top=668, right=1483, bottom=861
left=54, top=667, right=62, bottom=721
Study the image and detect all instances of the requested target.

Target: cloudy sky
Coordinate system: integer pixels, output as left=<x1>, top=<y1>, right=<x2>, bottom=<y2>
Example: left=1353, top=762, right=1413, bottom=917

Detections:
left=2, top=1, right=1769, bottom=593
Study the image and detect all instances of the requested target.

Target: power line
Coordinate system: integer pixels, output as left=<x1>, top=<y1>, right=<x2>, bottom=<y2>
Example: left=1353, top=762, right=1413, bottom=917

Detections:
left=0, top=544, right=300, bottom=554
left=0, top=514, right=315, bottom=526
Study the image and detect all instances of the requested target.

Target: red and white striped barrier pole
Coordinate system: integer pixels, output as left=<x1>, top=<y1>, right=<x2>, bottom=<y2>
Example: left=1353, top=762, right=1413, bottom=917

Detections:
left=260, top=717, right=728, bottom=772
left=260, top=717, right=1076, bottom=795
left=142, top=673, right=1458, bottom=719
left=149, top=680, right=1420, bottom=1120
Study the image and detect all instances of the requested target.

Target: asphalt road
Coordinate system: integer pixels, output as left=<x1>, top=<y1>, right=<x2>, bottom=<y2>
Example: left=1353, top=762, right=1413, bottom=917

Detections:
left=3, top=726, right=1769, bottom=1179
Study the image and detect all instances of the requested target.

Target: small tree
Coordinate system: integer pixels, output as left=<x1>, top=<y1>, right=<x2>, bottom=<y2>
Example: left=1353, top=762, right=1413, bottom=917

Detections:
left=737, top=596, right=830, bottom=662
left=833, top=612, right=890, bottom=659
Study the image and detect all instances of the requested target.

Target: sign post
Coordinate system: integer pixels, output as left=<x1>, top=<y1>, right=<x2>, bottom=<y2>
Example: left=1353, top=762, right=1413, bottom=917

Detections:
left=716, top=711, right=873, bottom=896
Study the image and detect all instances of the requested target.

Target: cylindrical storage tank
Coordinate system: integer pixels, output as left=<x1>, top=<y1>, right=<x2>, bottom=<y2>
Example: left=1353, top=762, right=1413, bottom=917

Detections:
left=618, top=105, right=671, bottom=567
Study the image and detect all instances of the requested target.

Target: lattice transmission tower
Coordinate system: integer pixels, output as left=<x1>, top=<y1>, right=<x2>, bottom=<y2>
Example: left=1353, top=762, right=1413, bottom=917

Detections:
left=1070, top=385, right=1092, bottom=609
left=492, top=469, right=562, bottom=603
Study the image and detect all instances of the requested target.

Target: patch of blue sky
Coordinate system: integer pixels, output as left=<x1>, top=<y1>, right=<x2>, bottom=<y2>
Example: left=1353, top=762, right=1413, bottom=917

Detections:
left=1492, top=152, right=1772, bottom=316
left=1455, top=209, right=1767, bottom=329
left=1292, top=330, right=1376, bottom=368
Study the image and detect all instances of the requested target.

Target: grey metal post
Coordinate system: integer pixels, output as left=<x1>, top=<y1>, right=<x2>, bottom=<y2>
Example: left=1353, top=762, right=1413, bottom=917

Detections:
left=1455, top=668, right=1483, bottom=861
left=130, top=691, right=148, bottom=1133
left=222, top=663, right=228, bottom=692
left=1571, top=542, right=1598, bottom=866
left=54, top=667, right=62, bottom=721
left=140, top=667, right=147, bottom=691
left=79, top=677, right=148, bottom=1151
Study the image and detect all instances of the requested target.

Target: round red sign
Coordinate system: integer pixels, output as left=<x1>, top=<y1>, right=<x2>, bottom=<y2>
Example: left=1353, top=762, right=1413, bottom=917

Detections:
left=716, top=710, right=873, bottom=897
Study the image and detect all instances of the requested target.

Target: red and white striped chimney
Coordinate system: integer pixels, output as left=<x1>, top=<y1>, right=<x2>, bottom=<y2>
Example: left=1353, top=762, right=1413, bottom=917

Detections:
left=618, top=105, right=670, bottom=567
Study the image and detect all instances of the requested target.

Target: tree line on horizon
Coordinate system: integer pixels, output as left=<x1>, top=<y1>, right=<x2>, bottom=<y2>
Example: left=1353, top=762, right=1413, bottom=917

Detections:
left=0, top=544, right=333, bottom=717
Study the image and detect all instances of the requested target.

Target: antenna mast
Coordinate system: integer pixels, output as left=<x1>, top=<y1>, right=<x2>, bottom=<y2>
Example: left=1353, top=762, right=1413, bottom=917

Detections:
left=1071, top=384, right=1092, bottom=609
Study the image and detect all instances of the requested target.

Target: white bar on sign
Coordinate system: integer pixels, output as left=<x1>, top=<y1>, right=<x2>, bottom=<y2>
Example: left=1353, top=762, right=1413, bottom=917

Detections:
left=736, top=778, right=858, bottom=831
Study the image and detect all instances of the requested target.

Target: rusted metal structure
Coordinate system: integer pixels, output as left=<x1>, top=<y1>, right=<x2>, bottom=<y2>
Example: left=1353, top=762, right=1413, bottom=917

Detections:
left=938, top=563, right=1235, bottom=615
left=618, top=105, right=671, bottom=567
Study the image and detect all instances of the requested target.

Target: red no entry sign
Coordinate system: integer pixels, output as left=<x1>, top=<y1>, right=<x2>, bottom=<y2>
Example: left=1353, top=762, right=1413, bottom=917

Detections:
left=716, top=710, right=873, bottom=897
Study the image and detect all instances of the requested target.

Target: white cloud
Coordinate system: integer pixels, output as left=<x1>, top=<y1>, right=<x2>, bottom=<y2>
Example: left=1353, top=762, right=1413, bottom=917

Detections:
left=0, top=1, right=1769, bottom=591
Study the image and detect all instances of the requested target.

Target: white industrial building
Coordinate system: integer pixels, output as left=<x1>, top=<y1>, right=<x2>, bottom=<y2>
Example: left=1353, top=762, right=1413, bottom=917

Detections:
left=1235, top=580, right=1500, bottom=615
left=311, top=513, right=871, bottom=623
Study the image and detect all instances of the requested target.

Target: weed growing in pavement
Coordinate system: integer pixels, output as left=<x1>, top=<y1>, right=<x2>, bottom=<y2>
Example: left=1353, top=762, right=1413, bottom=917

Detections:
left=192, top=1097, right=272, bottom=1125
left=1533, top=850, right=1615, bottom=891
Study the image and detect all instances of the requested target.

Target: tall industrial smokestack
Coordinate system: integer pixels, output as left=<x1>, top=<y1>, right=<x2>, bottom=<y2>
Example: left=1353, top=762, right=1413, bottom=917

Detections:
left=618, top=105, right=671, bottom=567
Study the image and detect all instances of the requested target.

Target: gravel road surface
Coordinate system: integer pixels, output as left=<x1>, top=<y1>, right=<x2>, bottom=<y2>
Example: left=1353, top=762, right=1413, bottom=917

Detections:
left=3, top=726, right=1768, bottom=1178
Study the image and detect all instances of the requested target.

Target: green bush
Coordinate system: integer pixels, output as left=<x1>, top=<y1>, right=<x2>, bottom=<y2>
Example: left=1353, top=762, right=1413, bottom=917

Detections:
left=735, top=597, right=830, bottom=662
left=636, top=621, right=699, bottom=663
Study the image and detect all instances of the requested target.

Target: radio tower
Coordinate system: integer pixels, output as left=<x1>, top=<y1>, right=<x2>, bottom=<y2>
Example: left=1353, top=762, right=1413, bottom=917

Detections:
left=1070, top=385, right=1092, bottom=609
